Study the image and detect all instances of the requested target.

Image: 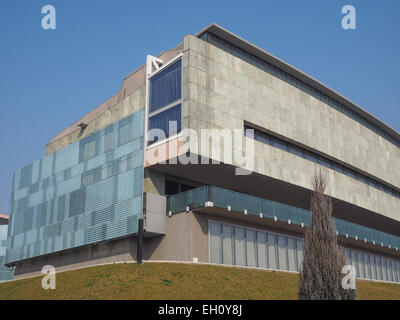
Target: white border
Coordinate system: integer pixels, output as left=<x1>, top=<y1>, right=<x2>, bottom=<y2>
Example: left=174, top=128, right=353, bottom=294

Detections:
left=145, top=54, right=183, bottom=151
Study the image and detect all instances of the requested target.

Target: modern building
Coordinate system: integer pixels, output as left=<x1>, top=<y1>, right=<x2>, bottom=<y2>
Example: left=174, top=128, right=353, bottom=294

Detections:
left=0, top=214, right=14, bottom=282
left=5, top=23, right=400, bottom=283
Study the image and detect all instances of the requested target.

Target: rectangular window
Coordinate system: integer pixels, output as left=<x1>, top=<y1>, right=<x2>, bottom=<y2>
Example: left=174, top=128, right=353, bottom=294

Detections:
left=387, top=258, right=393, bottom=282
left=256, top=231, right=267, bottom=268
left=83, top=140, right=96, bottom=161
left=376, top=255, right=382, bottom=280
left=234, top=227, right=245, bottom=266
left=370, top=255, right=377, bottom=280
left=148, top=58, right=182, bottom=146
left=392, top=259, right=397, bottom=282
left=388, top=259, right=394, bottom=282
left=364, top=254, right=371, bottom=279
left=222, top=225, right=233, bottom=265
left=268, top=233, right=277, bottom=269
left=118, top=122, right=133, bottom=146
left=287, top=238, right=297, bottom=271
left=246, top=229, right=256, bottom=267
left=103, top=131, right=114, bottom=152
left=381, top=257, right=387, bottom=281
left=210, top=223, right=221, bottom=264
left=385, top=258, right=391, bottom=282
left=148, top=104, right=181, bottom=144
left=385, top=257, right=390, bottom=281
left=119, top=156, right=132, bottom=174
left=357, top=251, right=365, bottom=278
left=350, top=250, right=358, bottom=276
left=82, top=172, right=95, bottom=187
left=150, top=59, right=182, bottom=113
left=344, top=248, right=350, bottom=263
left=101, top=164, right=112, bottom=180
left=277, top=236, right=288, bottom=270
left=296, top=239, right=303, bottom=271
left=392, top=260, right=397, bottom=282
left=391, top=259, right=396, bottom=282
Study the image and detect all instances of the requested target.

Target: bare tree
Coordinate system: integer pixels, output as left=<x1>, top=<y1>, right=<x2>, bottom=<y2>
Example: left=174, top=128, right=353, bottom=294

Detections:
left=299, top=169, right=357, bottom=300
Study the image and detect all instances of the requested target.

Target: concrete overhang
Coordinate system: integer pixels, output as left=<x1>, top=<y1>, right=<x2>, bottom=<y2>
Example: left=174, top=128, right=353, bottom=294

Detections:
left=194, top=23, right=400, bottom=144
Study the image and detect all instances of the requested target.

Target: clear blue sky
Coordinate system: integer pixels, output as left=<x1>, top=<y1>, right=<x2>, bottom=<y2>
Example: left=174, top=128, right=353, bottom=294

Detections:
left=0, top=0, right=399, bottom=214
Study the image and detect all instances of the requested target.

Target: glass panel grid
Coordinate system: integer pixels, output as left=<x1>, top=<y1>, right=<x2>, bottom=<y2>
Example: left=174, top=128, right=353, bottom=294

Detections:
left=150, top=59, right=182, bottom=113
left=0, top=225, right=14, bottom=281
left=7, top=110, right=144, bottom=264
left=148, top=59, right=182, bottom=145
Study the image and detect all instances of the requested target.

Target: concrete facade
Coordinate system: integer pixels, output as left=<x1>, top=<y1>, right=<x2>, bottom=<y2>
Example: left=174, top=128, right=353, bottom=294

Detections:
left=182, top=34, right=399, bottom=221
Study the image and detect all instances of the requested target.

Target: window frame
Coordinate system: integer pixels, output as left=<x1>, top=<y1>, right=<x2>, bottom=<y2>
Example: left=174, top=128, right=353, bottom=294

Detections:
left=146, top=54, right=183, bottom=147
left=148, top=104, right=182, bottom=145
left=83, top=139, right=96, bottom=161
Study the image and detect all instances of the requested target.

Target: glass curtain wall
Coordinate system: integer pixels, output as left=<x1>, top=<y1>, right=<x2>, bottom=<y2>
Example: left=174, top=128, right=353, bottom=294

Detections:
left=7, top=110, right=144, bottom=264
left=0, top=225, right=13, bottom=281
left=209, top=221, right=304, bottom=273
left=148, top=58, right=182, bottom=144
left=210, top=221, right=400, bottom=283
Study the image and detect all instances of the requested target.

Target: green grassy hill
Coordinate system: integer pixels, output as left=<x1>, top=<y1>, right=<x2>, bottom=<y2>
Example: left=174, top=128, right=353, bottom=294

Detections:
left=0, top=262, right=399, bottom=300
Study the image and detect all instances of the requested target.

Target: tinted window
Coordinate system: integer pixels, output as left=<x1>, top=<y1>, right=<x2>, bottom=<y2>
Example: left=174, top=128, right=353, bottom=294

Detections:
left=150, top=59, right=181, bottom=112
left=148, top=104, right=181, bottom=144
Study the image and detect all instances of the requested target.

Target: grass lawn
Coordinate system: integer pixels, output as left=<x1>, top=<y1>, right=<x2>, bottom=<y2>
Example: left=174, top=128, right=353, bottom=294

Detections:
left=0, top=262, right=399, bottom=300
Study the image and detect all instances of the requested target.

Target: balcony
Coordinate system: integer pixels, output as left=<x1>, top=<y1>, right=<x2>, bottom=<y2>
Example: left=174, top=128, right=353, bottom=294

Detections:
left=169, top=185, right=400, bottom=251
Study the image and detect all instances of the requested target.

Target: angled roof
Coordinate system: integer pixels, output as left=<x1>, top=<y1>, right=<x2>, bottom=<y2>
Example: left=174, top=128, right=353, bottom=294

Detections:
left=195, top=23, right=400, bottom=144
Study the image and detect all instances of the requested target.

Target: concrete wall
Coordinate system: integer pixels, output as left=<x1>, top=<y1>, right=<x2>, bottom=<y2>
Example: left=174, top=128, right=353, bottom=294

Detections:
left=146, top=211, right=209, bottom=263
left=182, top=34, right=400, bottom=221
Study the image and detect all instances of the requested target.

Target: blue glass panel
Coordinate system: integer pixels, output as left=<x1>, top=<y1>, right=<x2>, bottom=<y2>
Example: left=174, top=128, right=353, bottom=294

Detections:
left=169, top=186, right=207, bottom=213
left=148, top=104, right=181, bottom=143
left=150, top=59, right=182, bottom=113
left=6, top=110, right=144, bottom=264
